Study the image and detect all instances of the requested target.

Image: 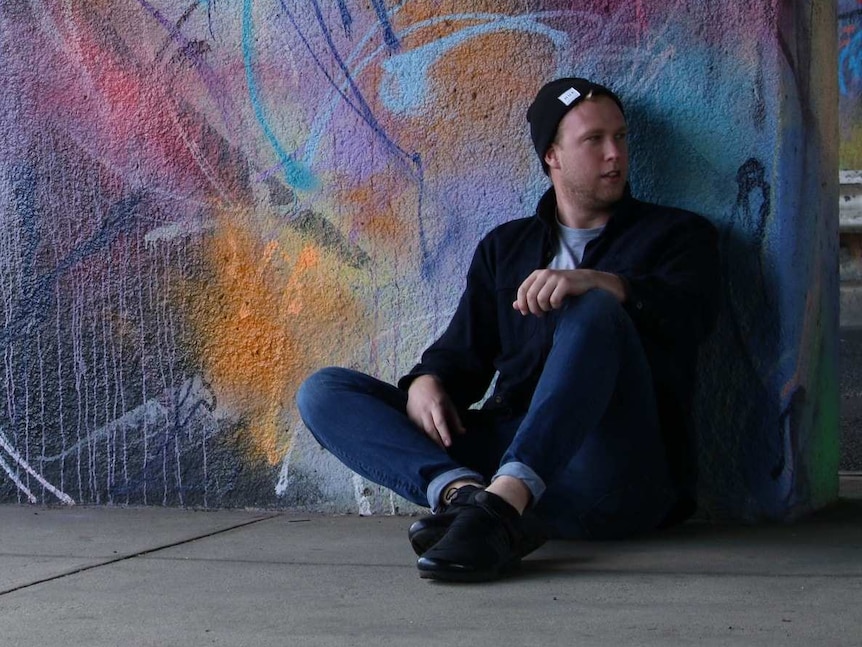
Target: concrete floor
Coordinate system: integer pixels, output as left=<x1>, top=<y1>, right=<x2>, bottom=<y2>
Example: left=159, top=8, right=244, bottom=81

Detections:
left=0, top=477, right=860, bottom=647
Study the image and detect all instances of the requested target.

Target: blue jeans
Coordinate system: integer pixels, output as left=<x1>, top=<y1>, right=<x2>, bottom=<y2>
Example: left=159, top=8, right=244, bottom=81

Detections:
left=296, top=290, right=676, bottom=539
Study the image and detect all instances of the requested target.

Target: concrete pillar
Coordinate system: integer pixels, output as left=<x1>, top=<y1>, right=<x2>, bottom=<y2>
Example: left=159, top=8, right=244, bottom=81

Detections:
left=692, top=1, right=839, bottom=520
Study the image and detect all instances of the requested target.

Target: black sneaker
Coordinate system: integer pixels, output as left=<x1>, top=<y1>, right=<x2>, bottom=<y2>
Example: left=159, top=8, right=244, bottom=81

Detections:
left=416, top=490, right=547, bottom=582
left=407, top=485, right=482, bottom=556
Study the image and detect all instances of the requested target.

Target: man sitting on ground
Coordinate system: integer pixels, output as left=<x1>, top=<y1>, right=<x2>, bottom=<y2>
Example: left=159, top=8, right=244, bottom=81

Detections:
left=297, top=77, right=720, bottom=582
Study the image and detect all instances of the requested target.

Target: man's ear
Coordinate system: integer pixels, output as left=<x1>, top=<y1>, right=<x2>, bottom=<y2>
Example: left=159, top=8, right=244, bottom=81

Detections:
left=544, top=144, right=560, bottom=171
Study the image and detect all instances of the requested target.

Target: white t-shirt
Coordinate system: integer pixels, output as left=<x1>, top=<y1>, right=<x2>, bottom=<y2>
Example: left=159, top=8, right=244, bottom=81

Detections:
left=547, top=221, right=605, bottom=269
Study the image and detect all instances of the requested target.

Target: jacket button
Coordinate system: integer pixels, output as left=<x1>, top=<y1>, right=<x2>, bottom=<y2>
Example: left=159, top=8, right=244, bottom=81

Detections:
left=636, top=301, right=644, bottom=310
left=494, top=395, right=503, bottom=403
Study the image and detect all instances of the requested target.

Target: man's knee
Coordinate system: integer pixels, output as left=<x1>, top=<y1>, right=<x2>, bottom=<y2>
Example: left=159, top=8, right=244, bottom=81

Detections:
left=557, top=288, right=628, bottom=335
left=565, top=287, right=623, bottom=312
left=295, top=366, right=346, bottom=421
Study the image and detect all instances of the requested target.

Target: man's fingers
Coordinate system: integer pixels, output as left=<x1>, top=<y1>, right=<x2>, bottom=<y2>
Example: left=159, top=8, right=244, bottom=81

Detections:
left=515, top=273, right=540, bottom=315
left=421, top=401, right=466, bottom=449
left=534, top=279, right=558, bottom=312
left=549, top=282, right=568, bottom=309
left=430, top=406, right=453, bottom=448
left=514, top=270, right=586, bottom=314
left=406, top=375, right=467, bottom=449
left=517, top=270, right=565, bottom=315
left=420, top=411, right=446, bottom=449
left=525, top=275, right=554, bottom=315
left=514, top=273, right=538, bottom=314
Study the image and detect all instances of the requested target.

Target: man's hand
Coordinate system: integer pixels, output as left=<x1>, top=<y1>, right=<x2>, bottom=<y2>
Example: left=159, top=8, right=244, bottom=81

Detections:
left=513, top=269, right=626, bottom=316
left=406, top=375, right=465, bottom=449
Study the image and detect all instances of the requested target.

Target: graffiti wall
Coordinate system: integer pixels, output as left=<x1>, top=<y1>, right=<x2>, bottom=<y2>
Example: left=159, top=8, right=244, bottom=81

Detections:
left=0, top=1, right=838, bottom=520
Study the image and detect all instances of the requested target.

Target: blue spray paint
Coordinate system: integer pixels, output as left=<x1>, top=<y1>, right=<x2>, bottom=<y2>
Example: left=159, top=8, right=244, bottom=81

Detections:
left=839, top=5, right=862, bottom=96
left=242, top=0, right=318, bottom=191
left=336, top=0, right=353, bottom=38
left=369, top=0, right=400, bottom=52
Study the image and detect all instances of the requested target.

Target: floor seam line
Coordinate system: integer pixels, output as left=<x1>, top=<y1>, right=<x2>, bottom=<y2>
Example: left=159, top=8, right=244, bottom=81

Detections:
left=0, top=512, right=282, bottom=596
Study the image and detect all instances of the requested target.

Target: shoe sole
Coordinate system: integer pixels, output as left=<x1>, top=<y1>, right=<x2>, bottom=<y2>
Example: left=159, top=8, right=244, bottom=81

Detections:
left=417, top=558, right=521, bottom=583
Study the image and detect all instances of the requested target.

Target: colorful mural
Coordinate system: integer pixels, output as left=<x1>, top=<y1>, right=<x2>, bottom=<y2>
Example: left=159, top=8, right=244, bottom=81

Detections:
left=0, top=1, right=837, bottom=519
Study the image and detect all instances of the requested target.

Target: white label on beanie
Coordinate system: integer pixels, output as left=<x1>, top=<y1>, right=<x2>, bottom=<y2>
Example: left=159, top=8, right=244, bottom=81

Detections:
left=558, top=88, right=581, bottom=106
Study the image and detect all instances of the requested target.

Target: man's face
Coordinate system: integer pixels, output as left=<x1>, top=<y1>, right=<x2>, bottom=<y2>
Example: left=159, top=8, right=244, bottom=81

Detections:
left=544, top=95, right=629, bottom=212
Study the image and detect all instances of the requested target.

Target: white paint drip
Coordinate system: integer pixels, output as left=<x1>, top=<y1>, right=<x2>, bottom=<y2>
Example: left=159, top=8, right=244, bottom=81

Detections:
left=275, top=444, right=292, bottom=498
left=0, top=452, right=37, bottom=504
left=352, top=473, right=373, bottom=516
left=0, top=429, right=75, bottom=505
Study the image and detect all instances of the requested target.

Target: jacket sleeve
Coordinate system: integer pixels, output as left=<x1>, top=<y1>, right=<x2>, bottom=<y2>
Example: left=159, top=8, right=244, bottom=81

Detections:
left=619, top=215, right=721, bottom=347
left=397, top=237, right=501, bottom=409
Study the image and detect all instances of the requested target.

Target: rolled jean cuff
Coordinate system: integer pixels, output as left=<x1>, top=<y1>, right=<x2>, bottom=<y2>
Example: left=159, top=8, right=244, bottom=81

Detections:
left=427, top=468, right=485, bottom=513
left=492, top=462, right=546, bottom=504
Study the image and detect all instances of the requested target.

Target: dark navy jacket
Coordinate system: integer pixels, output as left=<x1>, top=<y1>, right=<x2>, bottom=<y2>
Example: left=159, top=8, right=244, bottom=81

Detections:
left=399, top=186, right=721, bottom=508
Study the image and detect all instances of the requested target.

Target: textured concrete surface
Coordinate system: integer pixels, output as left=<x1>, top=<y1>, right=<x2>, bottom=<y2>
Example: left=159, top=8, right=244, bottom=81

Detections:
left=840, top=328, right=862, bottom=471
left=0, top=506, right=275, bottom=593
left=0, top=477, right=860, bottom=647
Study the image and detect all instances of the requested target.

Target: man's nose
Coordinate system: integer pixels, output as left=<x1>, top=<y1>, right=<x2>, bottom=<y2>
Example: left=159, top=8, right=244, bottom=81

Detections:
left=605, top=138, right=624, bottom=160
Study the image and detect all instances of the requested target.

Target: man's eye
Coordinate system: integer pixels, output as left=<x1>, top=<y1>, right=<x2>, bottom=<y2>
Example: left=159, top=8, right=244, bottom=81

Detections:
left=615, top=132, right=628, bottom=141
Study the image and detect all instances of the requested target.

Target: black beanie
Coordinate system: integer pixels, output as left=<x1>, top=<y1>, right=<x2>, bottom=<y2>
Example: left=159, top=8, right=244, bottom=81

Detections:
left=527, top=78, right=625, bottom=174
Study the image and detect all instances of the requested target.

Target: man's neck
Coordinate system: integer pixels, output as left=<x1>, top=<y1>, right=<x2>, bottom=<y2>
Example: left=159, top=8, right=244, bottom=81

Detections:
left=554, top=195, right=613, bottom=230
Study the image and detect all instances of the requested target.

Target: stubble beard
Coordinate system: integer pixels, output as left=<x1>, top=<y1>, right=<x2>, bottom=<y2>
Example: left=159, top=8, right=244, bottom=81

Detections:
left=572, top=182, right=626, bottom=216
